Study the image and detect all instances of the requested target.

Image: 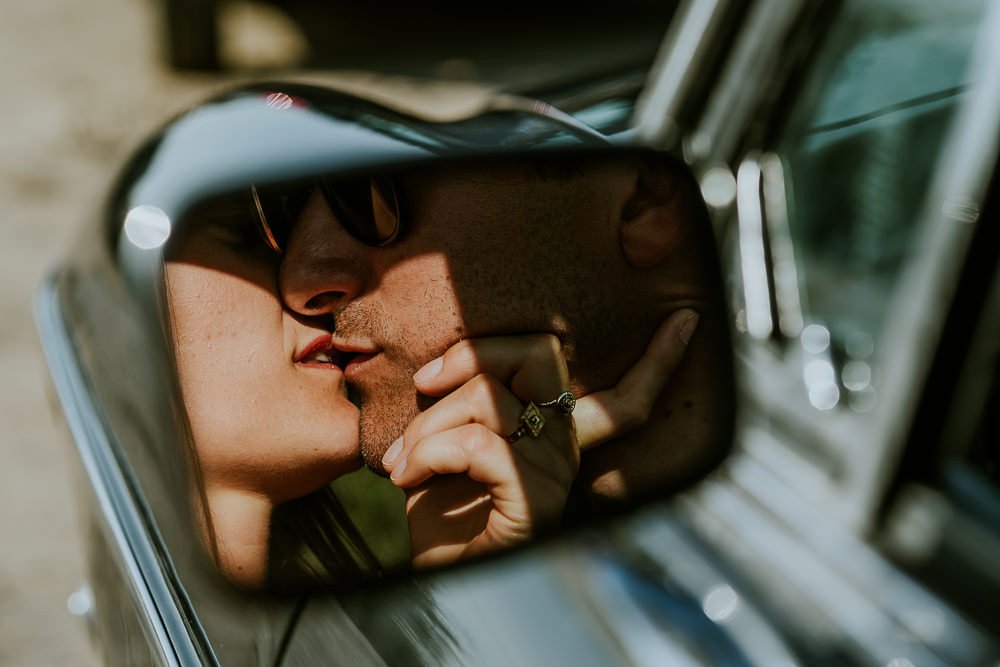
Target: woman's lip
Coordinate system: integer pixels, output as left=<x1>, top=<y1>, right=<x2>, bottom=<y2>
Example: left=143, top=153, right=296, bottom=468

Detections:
left=295, top=333, right=336, bottom=364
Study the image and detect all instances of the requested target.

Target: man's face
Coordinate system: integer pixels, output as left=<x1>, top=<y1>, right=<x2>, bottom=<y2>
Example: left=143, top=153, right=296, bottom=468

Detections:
left=279, top=157, right=660, bottom=470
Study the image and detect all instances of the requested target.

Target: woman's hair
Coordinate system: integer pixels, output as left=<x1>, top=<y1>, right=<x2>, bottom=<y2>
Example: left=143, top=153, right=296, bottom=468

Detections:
left=268, top=486, right=385, bottom=592
left=158, top=252, right=221, bottom=567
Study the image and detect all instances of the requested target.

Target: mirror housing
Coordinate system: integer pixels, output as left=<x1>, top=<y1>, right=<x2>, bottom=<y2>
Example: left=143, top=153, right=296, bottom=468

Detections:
left=47, top=77, right=735, bottom=592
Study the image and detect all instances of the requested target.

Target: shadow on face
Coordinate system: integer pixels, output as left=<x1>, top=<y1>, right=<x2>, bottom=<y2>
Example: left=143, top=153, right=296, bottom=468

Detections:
left=161, top=149, right=734, bottom=591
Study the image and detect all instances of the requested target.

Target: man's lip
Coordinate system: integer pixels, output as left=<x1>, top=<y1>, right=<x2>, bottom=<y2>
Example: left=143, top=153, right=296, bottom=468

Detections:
left=330, top=338, right=380, bottom=355
left=342, top=352, right=379, bottom=380
left=330, top=339, right=382, bottom=380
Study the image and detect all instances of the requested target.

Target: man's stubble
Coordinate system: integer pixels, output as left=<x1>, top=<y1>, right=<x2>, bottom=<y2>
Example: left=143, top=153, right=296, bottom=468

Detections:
left=335, top=300, right=442, bottom=473
left=335, top=266, right=654, bottom=477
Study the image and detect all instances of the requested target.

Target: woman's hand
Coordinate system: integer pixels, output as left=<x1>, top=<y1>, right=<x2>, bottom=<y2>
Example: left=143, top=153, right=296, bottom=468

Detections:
left=382, top=308, right=698, bottom=569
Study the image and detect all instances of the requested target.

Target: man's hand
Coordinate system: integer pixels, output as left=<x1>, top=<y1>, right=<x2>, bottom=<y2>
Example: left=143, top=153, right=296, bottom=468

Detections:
left=382, top=309, right=698, bottom=569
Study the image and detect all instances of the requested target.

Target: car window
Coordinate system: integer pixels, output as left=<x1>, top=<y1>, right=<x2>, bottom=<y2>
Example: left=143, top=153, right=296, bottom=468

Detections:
left=771, top=0, right=986, bottom=413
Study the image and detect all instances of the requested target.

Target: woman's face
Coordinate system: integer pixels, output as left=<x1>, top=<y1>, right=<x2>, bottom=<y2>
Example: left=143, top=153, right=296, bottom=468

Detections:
left=164, top=197, right=361, bottom=505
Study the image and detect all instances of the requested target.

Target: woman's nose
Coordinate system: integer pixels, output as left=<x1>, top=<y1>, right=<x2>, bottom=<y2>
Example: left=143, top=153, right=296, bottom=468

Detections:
left=279, top=191, right=368, bottom=317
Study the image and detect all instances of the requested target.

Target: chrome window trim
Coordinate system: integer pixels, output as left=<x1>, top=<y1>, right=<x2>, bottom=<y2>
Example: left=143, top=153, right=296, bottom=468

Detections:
left=34, top=275, right=216, bottom=667
left=735, top=155, right=774, bottom=340
left=634, top=0, right=738, bottom=148
left=682, top=0, right=806, bottom=164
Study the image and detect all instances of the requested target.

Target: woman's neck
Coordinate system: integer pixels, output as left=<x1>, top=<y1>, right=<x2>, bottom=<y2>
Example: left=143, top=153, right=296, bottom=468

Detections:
left=203, top=485, right=274, bottom=589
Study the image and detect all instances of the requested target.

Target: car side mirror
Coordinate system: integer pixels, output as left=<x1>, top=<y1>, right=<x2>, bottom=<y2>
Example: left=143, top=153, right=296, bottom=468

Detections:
left=46, top=81, right=736, bottom=592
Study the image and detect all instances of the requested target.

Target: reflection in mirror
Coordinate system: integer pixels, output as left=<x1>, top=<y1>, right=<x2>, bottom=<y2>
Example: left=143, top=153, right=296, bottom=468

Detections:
left=161, top=150, right=733, bottom=591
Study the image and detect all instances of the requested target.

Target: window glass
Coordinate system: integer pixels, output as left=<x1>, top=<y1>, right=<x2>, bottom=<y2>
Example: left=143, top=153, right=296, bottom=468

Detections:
left=775, top=0, right=985, bottom=412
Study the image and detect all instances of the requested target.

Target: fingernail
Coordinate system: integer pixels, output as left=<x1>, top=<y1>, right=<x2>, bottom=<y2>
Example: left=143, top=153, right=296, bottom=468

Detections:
left=390, top=457, right=407, bottom=481
left=679, top=311, right=700, bottom=346
left=413, top=356, right=443, bottom=384
left=383, top=437, right=403, bottom=466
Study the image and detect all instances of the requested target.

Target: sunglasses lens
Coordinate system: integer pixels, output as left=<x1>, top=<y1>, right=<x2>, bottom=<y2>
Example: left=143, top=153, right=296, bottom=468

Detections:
left=251, top=184, right=312, bottom=254
left=252, top=175, right=401, bottom=252
left=319, top=175, right=401, bottom=246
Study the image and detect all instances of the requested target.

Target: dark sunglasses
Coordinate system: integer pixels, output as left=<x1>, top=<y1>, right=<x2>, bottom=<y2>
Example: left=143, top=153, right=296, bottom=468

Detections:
left=250, top=174, right=402, bottom=254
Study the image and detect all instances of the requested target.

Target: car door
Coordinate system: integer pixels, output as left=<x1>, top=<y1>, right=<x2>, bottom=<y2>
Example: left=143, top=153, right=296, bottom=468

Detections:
left=633, top=0, right=1000, bottom=663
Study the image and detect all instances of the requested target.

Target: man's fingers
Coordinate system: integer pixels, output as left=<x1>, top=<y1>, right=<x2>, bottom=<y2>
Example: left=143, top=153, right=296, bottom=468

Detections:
left=383, top=373, right=523, bottom=475
left=390, top=419, right=576, bottom=495
left=392, top=333, right=576, bottom=476
left=382, top=384, right=579, bottom=483
left=389, top=423, right=518, bottom=491
left=574, top=308, right=698, bottom=450
left=413, top=334, right=570, bottom=401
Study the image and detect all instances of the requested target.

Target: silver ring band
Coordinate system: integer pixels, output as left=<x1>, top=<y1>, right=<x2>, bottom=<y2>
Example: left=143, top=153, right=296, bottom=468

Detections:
left=503, top=391, right=577, bottom=443
left=536, top=390, right=577, bottom=415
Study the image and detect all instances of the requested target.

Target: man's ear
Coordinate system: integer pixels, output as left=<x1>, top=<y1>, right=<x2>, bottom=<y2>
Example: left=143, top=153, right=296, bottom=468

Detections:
left=619, top=163, right=687, bottom=269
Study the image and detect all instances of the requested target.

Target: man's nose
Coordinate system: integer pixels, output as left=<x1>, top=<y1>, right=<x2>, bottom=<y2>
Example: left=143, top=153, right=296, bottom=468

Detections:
left=279, top=191, right=368, bottom=317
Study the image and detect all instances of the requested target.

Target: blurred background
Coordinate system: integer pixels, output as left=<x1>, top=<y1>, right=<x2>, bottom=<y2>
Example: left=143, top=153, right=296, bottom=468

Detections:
left=2, top=2, right=212, bottom=664
left=0, top=1, right=673, bottom=663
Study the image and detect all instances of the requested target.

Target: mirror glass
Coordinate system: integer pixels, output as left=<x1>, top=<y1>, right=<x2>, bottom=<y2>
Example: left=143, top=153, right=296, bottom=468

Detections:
left=156, top=149, right=734, bottom=591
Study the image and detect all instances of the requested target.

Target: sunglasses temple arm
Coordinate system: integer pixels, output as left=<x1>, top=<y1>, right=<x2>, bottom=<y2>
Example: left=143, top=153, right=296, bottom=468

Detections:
left=250, top=184, right=285, bottom=255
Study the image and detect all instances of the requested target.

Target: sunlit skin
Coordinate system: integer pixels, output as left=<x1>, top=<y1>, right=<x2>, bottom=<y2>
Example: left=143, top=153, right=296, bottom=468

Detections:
left=163, top=184, right=699, bottom=583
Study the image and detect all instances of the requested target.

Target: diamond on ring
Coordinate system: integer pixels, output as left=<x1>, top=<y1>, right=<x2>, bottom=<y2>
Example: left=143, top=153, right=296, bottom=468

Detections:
left=521, top=402, right=545, bottom=437
left=537, top=391, right=577, bottom=415
left=505, top=402, right=546, bottom=443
